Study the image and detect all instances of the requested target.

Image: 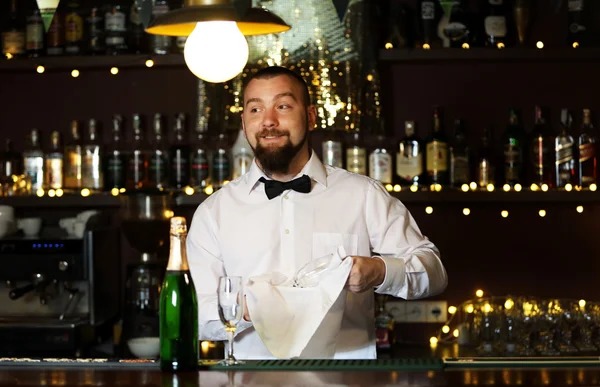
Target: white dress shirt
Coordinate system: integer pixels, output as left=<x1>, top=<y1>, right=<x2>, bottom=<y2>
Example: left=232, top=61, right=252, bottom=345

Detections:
left=186, top=151, right=448, bottom=359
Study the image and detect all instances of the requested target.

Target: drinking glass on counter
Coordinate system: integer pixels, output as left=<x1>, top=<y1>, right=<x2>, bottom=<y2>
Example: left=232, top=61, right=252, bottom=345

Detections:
left=217, top=276, right=245, bottom=366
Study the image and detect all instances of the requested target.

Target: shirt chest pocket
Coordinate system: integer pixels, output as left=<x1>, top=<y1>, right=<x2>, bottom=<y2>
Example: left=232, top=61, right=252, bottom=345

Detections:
left=312, top=232, right=358, bottom=259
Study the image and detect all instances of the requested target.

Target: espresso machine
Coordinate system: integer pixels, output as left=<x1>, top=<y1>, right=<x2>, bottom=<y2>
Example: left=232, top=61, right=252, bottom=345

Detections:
left=0, top=212, right=121, bottom=357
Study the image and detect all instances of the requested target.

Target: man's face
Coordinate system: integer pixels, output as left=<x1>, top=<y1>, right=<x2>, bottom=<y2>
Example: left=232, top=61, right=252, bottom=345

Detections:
left=241, top=75, right=316, bottom=175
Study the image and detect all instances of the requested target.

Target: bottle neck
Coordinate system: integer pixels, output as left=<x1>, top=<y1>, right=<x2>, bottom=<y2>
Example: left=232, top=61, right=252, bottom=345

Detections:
left=166, top=232, right=189, bottom=271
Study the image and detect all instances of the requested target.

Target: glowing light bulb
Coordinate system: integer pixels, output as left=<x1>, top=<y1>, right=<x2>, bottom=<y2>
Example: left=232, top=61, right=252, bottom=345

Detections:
left=461, top=184, right=469, bottom=192
left=469, top=182, right=477, bottom=191
left=579, top=299, right=586, bottom=308
left=145, top=59, right=154, bottom=68
left=442, top=325, right=450, bottom=334
left=590, top=183, right=597, bottom=191
left=410, top=184, right=419, bottom=192
left=425, top=206, right=433, bottom=214
left=448, top=306, right=457, bottom=314
left=541, top=183, right=549, bottom=192
left=514, top=184, right=522, bottom=192
left=504, top=298, right=514, bottom=310
left=111, top=188, right=119, bottom=196
left=503, top=184, right=510, bottom=192
left=36, top=188, right=44, bottom=197
left=501, top=210, right=509, bottom=218
left=385, top=184, right=393, bottom=192
left=486, top=183, right=495, bottom=192
left=71, top=69, right=80, bottom=78
left=539, top=209, right=546, bottom=217
left=80, top=188, right=91, bottom=197
left=205, top=185, right=214, bottom=195
left=475, top=289, right=484, bottom=298
left=56, top=188, right=63, bottom=197
left=110, top=67, right=119, bottom=75
left=184, top=21, right=249, bottom=83
left=536, top=41, right=544, bottom=49
left=422, top=43, right=431, bottom=50
left=565, top=183, right=573, bottom=191
left=393, top=184, right=401, bottom=192
left=577, top=205, right=584, bottom=213
left=184, top=186, right=195, bottom=195
left=36, top=65, right=45, bottom=74
left=462, top=43, right=470, bottom=49
left=463, top=208, right=470, bottom=216
left=429, top=336, right=438, bottom=345
left=453, top=329, right=459, bottom=337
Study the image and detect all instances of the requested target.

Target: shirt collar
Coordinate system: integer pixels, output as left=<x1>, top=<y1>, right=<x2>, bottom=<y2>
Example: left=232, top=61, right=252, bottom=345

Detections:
left=245, top=149, right=328, bottom=195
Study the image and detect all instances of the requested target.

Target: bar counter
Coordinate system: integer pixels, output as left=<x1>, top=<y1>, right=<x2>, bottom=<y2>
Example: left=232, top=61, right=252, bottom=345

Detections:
left=3, top=357, right=600, bottom=386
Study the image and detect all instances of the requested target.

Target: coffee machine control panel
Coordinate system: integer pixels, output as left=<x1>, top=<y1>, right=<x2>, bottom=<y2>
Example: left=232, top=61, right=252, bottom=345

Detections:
left=0, top=239, right=85, bottom=281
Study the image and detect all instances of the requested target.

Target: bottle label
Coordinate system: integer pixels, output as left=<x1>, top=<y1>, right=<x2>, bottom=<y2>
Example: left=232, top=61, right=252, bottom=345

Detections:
left=24, top=157, right=44, bottom=191
left=478, top=160, right=494, bottom=187
left=82, top=146, right=102, bottom=189
left=322, top=140, right=343, bottom=168
left=396, top=153, right=422, bottom=181
left=130, top=5, right=142, bottom=25
left=504, top=144, right=520, bottom=164
left=421, top=1, right=435, bottom=20
left=45, top=158, right=63, bottom=189
left=26, top=22, right=44, bottom=50
left=192, top=153, right=209, bottom=184
left=369, top=152, right=392, bottom=184
left=233, top=152, right=253, bottom=179
left=65, top=12, right=83, bottom=42
left=450, top=154, right=469, bottom=184
left=105, top=11, right=126, bottom=31
left=568, top=0, right=583, bottom=11
left=2, top=32, right=25, bottom=55
left=151, top=4, right=171, bottom=52
left=107, top=155, right=125, bottom=188
left=65, top=148, right=82, bottom=188
left=129, top=153, right=146, bottom=184
left=579, top=143, right=596, bottom=162
left=485, top=16, right=507, bottom=37
left=172, top=152, right=190, bottom=184
left=426, top=141, right=448, bottom=174
left=346, top=148, right=367, bottom=175
left=149, top=153, right=168, bottom=185
left=212, top=152, right=231, bottom=183
left=531, top=137, right=550, bottom=168
left=556, top=142, right=574, bottom=164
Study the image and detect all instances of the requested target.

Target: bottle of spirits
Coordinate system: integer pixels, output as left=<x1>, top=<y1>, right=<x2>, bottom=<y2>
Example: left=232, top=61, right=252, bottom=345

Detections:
left=25, top=2, right=44, bottom=58
left=555, top=109, right=576, bottom=188
left=477, top=127, right=495, bottom=188
left=484, top=0, right=508, bottom=48
left=231, top=127, right=254, bottom=180
left=64, top=0, right=83, bottom=55
left=82, top=118, right=103, bottom=191
left=23, top=129, right=45, bottom=192
left=425, top=107, right=449, bottom=185
left=85, top=6, right=104, bottom=55
left=159, top=216, right=199, bottom=372
left=530, top=106, right=554, bottom=187
left=211, top=131, right=231, bottom=190
left=449, top=119, right=470, bottom=187
left=369, top=131, right=393, bottom=185
left=149, top=114, right=169, bottom=190
left=0, top=139, right=22, bottom=180
left=578, top=109, right=598, bottom=187
left=128, top=114, right=149, bottom=190
left=104, top=115, right=127, bottom=190
left=129, top=2, right=148, bottom=54
left=150, top=0, right=172, bottom=54
left=419, top=0, right=439, bottom=48
left=64, top=120, right=83, bottom=191
left=2, top=0, right=26, bottom=58
left=322, top=128, right=343, bottom=168
left=170, top=113, right=191, bottom=189
left=375, top=295, right=395, bottom=357
left=45, top=131, right=63, bottom=190
left=105, top=2, right=128, bottom=55
left=346, top=130, right=367, bottom=176
left=568, top=0, right=587, bottom=47
left=502, top=109, right=525, bottom=186
left=191, top=129, right=210, bottom=190
left=396, top=121, right=423, bottom=186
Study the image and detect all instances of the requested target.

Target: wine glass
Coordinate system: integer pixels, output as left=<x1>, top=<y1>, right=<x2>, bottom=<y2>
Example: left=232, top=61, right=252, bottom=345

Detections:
left=217, top=276, right=245, bottom=366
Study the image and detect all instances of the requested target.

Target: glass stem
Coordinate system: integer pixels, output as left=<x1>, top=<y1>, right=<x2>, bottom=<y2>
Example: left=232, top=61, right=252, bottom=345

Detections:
left=227, top=329, right=235, bottom=360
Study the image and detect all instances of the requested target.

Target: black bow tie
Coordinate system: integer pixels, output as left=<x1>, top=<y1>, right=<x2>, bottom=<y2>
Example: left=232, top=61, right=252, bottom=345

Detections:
left=259, top=175, right=312, bottom=200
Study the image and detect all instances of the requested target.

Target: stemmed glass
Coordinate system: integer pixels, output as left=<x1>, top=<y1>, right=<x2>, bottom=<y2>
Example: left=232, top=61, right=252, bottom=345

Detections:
left=217, top=276, right=245, bottom=366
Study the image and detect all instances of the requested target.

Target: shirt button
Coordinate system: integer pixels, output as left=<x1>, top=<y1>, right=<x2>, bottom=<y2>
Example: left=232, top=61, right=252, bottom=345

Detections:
left=284, top=195, right=289, bottom=200
left=285, top=229, right=290, bottom=234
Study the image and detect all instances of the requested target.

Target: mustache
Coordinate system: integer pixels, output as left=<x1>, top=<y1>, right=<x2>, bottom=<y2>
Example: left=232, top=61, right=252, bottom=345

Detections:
left=257, top=129, right=289, bottom=138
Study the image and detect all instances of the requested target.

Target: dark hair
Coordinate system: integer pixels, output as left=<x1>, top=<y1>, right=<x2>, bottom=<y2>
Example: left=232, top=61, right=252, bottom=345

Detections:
left=244, top=66, right=311, bottom=106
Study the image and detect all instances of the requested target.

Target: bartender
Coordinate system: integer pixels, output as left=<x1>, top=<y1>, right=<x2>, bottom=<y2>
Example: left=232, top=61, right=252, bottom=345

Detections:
left=186, top=66, right=448, bottom=359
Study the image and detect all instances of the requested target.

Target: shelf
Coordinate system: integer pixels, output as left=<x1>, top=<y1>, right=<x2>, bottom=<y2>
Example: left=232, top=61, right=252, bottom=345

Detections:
left=0, top=54, right=186, bottom=72
left=379, top=47, right=600, bottom=64
left=0, top=190, right=598, bottom=209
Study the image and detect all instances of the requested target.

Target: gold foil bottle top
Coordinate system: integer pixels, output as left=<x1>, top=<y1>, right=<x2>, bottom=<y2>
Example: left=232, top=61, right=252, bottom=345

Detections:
left=170, top=216, right=187, bottom=236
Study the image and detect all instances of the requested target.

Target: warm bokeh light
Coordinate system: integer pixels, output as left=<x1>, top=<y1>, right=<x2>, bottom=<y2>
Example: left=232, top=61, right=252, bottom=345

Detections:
left=539, top=209, right=546, bottom=217
left=448, top=306, right=457, bottom=314
left=111, top=188, right=119, bottom=196
left=590, top=183, right=597, bottom=191
left=565, top=183, right=573, bottom=192
left=36, top=188, right=44, bottom=197
left=71, top=69, right=80, bottom=78
left=463, top=208, right=470, bottom=216
left=461, top=184, right=469, bottom=192
left=504, top=298, right=514, bottom=310
left=410, top=184, right=419, bottom=192
left=503, top=184, right=510, bottom=192
left=394, top=184, right=401, bottom=192
left=205, top=185, right=214, bottom=195
left=80, top=188, right=90, bottom=197
left=577, top=205, right=584, bottom=213
left=425, top=206, right=433, bottom=214
left=514, top=184, right=522, bottom=192
left=486, top=184, right=495, bottom=192
left=385, top=184, right=393, bottom=192
left=469, top=182, right=477, bottom=191
left=442, top=325, right=450, bottom=334
left=501, top=210, right=509, bottom=218
left=475, top=289, right=484, bottom=298
left=36, top=65, right=45, bottom=74
left=184, top=186, right=195, bottom=195
left=110, top=67, right=119, bottom=75
left=145, top=59, right=155, bottom=67
left=536, top=41, right=544, bottom=49
left=56, top=188, right=63, bottom=197
left=541, top=184, right=549, bottom=192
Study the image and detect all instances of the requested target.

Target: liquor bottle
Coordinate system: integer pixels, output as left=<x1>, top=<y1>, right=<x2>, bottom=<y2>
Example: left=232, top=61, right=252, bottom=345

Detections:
left=128, top=114, right=149, bottom=190
left=369, top=131, right=393, bottom=185
left=449, top=119, right=470, bottom=187
left=149, top=114, right=169, bottom=190
left=396, top=121, right=423, bottom=186
left=2, top=0, right=26, bottom=58
left=64, top=0, right=83, bottom=55
left=322, top=128, right=343, bottom=168
left=46, top=6, right=64, bottom=56
left=231, top=127, right=253, bottom=180
left=375, top=295, right=395, bottom=357
left=45, top=131, right=63, bottom=190
left=191, top=129, right=210, bottom=190
left=567, top=0, right=587, bottom=47
left=150, top=0, right=173, bottom=54
left=555, top=109, right=576, bottom=188
left=23, top=129, right=45, bottom=192
left=105, top=2, right=128, bottom=55
left=104, top=115, right=127, bottom=190
left=82, top=119, right=103, bottom=191
left=211, top=131, right=231, bottom=190
left=129, top=2, right=148, bottom=54
left=513, top=0, right=531, bottom=45
left=477, top=127, right=495, bottom=188
left=530, top=106, right=554, bottom=187
left=484, top=0, right=508, bottom=48
left=502, top=109, right=525, bottom=186
left=419, top=0, right=439, bottom=49
left=159, top=216, right=199, bottom=372
left=346, top=130, right=367, bottom=176
left=425, top=107, right=449, bottom=185
left=0, top=139, right=22, bottom=179
left=64, top=120, right=83, bottom=191
left=170, top=114, right=191, bottom=189
left=578, top=109, right=598, bottom=187
left=25, top=2, right=44, bottom=58
left=85, top=6, right=104, bottom=55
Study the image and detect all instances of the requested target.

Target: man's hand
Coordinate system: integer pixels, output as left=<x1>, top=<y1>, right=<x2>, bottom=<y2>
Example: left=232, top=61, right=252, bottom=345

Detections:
left=346, top=256, right=386, bottom=293
left=243, top=295, right=251, bottom=322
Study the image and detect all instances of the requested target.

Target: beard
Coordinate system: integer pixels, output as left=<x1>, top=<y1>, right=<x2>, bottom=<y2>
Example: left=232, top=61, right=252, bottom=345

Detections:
left=252, top=126, right=308, bottom=175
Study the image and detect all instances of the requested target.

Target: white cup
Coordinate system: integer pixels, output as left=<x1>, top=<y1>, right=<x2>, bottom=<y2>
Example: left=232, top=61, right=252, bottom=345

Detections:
left=59, top=217, right=76, bottom=231
left=73, top=221, right=86, bottom=238
left=0, top=220, right=14, bottom=238
left=17, top=218, right=42, bottom=237
left=77, top=210, right=99, bottom=225
left=0, top=205, right=15, bottom=221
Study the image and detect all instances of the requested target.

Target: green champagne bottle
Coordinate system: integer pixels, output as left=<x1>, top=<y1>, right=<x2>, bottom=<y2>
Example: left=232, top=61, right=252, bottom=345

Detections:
left=159, top=216, right=199, bottom=372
